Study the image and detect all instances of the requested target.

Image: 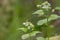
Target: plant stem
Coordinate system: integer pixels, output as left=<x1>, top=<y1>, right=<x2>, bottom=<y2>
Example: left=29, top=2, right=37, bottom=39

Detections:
left=29, top=33, right=31, bottom=40
left=47, top=17, right=49, bottom=40
left=46, top=14, right=50, bottom=40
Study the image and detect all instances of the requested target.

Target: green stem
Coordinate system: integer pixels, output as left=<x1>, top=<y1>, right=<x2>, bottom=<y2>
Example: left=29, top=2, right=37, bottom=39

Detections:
left=47, top=16, right=49, bottom=40
left=44, top=13, right=50, bottom=40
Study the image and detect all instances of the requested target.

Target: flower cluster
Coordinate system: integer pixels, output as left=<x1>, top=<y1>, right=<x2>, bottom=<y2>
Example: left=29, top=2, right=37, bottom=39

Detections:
left=23, top=21, right=34, bottom=30
left=37, top=1, right=51, bottom=10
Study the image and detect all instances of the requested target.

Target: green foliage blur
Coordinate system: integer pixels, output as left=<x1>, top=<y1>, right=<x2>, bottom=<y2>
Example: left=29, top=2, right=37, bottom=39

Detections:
left=0, top=0, right=60, bottom=40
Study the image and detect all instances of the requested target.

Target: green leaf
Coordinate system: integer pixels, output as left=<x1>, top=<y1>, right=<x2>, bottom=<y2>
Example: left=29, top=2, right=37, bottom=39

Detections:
left=18, top=28, right=27, bottom=32
left=49, top=14, right=60, bottom=21
left=55, top=7, right=60, bottom=10
left=36, top=37, right=45, bottom=40
left=37, top=19, right=47, bottom=25
left=30, top=31, right=41, bottom=36
left=21, top=31, right=41, bottom=40
left=37, top=14, right=60, bottom=25
left=21, top=34, right=30, bottom=39
left=33, top=10, right=44, bottom=16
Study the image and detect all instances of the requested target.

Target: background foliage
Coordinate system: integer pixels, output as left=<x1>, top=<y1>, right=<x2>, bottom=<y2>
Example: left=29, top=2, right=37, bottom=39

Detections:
left=0, top=0, right=60, bottom=40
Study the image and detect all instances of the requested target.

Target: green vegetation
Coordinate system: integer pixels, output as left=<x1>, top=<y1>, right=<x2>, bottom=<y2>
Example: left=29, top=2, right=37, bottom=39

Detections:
left=0, top=0, right=60, bottom=40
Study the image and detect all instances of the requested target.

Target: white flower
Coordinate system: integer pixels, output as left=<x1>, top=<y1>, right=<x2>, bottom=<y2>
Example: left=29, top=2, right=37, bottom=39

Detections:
left=42, top=5, right=48, bottom=9
left=41, top=1, right=51, bottom=9
left=37, top=5, right=41, bottom=8
left=42, top=5, right=51, bottom=9
left=23, top=21, right=34, bottom=30
left=52, top=9, right=55, bottom=12
left=42, top=1, right=51, bottom=6
left=23, top=21, right=29, bottom=26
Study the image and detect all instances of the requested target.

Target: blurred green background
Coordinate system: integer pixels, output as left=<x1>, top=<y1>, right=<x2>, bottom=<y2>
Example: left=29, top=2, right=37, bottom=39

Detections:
left=0, top=0, right=60, bottom=40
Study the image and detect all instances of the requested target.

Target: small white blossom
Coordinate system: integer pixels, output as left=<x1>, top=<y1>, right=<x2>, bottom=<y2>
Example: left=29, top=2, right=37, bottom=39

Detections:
left=23, top=21, right=34, bottom=29
left=42, top=5, right=51, bottom=9
left=42, top=1, right=51, bottom=6
left=41, top=1, right=51, bottom=9
left=23, top=21, right=29, bottom=26
left=52, top=9, right=55, bottom=12
left=37, top=5, right=41, bottom=8
left=42, top=5, right=48, bottom=9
